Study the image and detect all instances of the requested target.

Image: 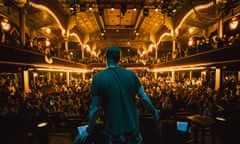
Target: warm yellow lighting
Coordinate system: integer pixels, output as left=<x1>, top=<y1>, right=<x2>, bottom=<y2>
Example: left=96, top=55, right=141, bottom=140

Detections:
left=111, top=6, right=114, bottom=11
left=216, top=117, right=226, bottom=121
left=85, top=45, right=91, bottom=52
left=92, top=51, right=97, bottom=56
left=33, top=72, right=38, bottom=77
left=188, top=37, right=194, bottom=46
left=229, top=16, right=239, bottom=30
left=30, top=2, right=65, bottom=36
left=188, top=27, right=194, bottom=33
left=16, top=0, right=27, bottom=7
left=148, top=44, right=154, bottom=52
left=69, top=33, right=82, bottom=45
left=1, top=18, right=10, bottom=31
left=45, top=27, right=51, bottom=34
left=157, top=33, right=171, bottom=44
left=175, top=1, right=214, bottom=35
left=45, top=39, right=51, bottom=47
left=141, top=50, right=147, bottom=57
left=37, top=122, right=48, bottom=127
left=33, top=64, right=91, bottom=73
left=151, top=66, right=206, bottom=72
left=89, top=4, right=93, bottom=10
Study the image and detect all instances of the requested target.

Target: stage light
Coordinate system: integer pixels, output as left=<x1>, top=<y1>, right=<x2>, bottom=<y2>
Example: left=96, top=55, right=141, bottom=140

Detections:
left=133, top=5, right=137, bottom=11
left=154, top=4, right=159, bottom=12
left=37, top=122, right=48, bottom=128
left=111, top=4, right=114, bottom=11
left=229, top=16, right=239, bottom=30
left=89, top=4, right=93, bottom=10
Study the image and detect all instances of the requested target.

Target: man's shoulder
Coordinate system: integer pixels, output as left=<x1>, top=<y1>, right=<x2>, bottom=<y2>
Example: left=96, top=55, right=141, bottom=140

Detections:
left=117, top=67, right=136, bottom=76
left=94, top=68, right=113, bottom=76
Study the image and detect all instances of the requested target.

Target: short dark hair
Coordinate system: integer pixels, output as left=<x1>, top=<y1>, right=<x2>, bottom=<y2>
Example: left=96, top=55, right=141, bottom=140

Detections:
left=106, top=46, right=120, bottom=62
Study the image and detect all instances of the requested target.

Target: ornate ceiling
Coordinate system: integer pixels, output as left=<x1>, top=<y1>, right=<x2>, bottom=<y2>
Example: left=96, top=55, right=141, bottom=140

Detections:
left=0, top=0, right=240, bottom=53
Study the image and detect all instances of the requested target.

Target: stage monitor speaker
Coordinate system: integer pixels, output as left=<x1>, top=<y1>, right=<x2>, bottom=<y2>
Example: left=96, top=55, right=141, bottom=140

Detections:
left=139, top=115, right=160, bottom=144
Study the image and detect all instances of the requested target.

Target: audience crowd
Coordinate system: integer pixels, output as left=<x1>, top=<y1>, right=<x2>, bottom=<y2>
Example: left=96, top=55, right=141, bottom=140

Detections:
left=0, top=71, right=239, bottom=133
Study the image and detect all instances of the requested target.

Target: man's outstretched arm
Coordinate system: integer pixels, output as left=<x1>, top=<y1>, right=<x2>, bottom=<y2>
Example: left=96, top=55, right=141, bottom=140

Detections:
left=87, top=96, right=100, bottom=132
left=137, top=86, right=160, bottom=121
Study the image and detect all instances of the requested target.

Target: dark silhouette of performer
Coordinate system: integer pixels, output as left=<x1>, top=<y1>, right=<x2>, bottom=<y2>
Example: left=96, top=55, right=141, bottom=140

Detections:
left=75, top=46, right=160, bottom=144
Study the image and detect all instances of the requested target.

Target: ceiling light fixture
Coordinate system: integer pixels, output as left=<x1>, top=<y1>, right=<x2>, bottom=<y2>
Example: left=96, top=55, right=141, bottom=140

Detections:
left=133, top=4, right=137, bottom=11
left=111, top=4, right=114, bottom=11
left=154, top=4, right=159, bottom=12
left=89, top=4, right=93, bottom=10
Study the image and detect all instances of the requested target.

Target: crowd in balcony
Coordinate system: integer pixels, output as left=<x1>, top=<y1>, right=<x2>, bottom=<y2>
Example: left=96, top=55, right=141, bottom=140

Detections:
left=1, top=19, right=239, bottom=66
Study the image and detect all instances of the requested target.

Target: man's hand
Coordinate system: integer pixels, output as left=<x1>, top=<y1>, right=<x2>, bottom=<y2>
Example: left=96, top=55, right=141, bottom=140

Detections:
left=153, top=109, right=161, bottom=121
left=74, top=125, right=90, bottom=143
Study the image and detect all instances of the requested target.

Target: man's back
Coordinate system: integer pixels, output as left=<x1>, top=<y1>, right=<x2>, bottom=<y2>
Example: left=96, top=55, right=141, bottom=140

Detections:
left=90, top=67, right=141, bottom=135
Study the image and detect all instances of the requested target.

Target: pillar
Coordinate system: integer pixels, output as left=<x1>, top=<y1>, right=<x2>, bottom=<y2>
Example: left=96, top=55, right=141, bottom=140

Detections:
left=215, top=68, right=221, bottom=90
left=154, top=72, right=157, bottom=79
left=155, top=43, right=158, bottom=60
left=172, top=34, right=177, bottom=59
left=19, top=8, right=26, bottom=46
left=238, top=71, right=240, bottom=82
left=48, top=72, right=51, bottom=81
left=217, top=0, right=224, bottom=39
left=29, top=30, right=36, bottom=47
left=66, top=71, right=70, bottom=87
left=23, top=70, right=30, bottom=92
left=81, top=44, right=85, bottom=59
left=189, top=71, right=192, bottom=80
left=82, top=73, right=86, bottom=80
left=171, top=70, right=175, bottom=82
left=64, top=30, right=70, bottom=59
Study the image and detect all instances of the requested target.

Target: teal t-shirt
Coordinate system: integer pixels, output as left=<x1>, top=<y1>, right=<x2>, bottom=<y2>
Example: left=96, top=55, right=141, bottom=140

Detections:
left=90, top=67, right=141, bottom=135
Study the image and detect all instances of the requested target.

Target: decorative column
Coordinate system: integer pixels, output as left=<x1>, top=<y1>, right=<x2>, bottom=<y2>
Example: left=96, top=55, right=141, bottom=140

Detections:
left=238, top=71, right=240, bottom=82
left=216, top=0, right=224, bottom=38
left=218, top=14, right=223, bottom=38
left=189, top=70, right=192, bottom=80
left=172, top=32, right=177, bottom=60
left=23, top=70, right=30, bottom=92
left=215, top=68, right=221, bottom=90
left=155, top=43, right=158, bottom=60
left=29, top=30, right=35, bottom=47
left=81, top=44, right=85, bottom=59
left=18, top=0, right=27, bottom=47
left=48, top=72, right=51, bottom=82
left=171, top=70, right=175, bottom=82
left=154, top=72, right=157, bottom=79
left=82, top=73, right=86, bottom=80
left=66, top=71, right=70, bottom=87
left=64, top=29, right=70, bottom=59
